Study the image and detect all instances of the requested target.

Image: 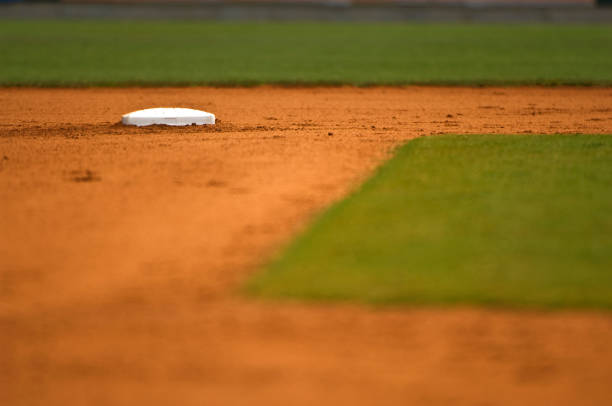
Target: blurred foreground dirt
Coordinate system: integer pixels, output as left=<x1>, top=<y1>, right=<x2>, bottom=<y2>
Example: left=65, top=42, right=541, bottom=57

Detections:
left=1, top=86, right=612, bottom=405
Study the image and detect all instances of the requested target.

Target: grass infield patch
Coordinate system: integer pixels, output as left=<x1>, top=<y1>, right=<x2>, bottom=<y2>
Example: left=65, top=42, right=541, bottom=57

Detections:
left=247, top=134, right=612, bottom=309
left=1, top=22, right=611, bottom=86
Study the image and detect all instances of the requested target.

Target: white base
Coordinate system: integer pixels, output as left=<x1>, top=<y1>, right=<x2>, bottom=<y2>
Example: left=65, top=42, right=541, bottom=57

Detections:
left=122, top=108, right=215, bottom=126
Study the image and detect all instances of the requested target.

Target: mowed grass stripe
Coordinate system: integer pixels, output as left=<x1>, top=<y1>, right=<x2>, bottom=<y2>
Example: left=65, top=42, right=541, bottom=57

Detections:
left=247, top=135, right=612, bottom=308
left=1, top=22, right=611, bottom=85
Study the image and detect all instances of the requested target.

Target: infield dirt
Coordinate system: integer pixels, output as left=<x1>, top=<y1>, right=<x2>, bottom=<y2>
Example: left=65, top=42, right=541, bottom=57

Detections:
left=1, top=86, right=612, bottom=405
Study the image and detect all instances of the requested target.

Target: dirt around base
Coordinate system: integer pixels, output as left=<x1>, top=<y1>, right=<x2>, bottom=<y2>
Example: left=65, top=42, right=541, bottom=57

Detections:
left=1, top=86, right=612, bottom=406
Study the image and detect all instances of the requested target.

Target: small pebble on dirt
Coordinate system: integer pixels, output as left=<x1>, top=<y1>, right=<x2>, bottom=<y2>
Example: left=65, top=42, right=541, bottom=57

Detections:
left=71, top=169, right=101, bottom=183
left=206, top=180, right=226, bottom=188
left=328, top=132, right=334, bottom=136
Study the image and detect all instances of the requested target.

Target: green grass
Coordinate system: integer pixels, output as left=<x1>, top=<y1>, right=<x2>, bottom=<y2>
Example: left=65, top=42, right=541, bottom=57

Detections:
left=1, top=22, right=612, bottom=86
left=247, top=134, right=612, bottom=309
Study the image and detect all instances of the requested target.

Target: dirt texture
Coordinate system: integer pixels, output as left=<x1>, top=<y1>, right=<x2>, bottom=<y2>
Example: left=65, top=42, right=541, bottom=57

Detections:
left=1, top=86, right=612, bottom=406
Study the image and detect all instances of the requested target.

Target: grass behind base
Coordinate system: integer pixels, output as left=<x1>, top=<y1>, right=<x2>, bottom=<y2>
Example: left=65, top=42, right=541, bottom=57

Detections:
left=247, top=135, right=612, bottom=309
left=1, top=22, right=611, bottom=86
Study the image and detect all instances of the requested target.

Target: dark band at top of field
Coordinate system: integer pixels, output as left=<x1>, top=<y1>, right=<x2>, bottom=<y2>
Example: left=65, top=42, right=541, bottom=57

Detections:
left=1, top=22, right=611, bottom=86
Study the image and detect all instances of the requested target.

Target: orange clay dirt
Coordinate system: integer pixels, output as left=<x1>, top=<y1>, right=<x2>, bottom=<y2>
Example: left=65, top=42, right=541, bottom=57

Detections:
left=1, top=86, right=612, bottom=406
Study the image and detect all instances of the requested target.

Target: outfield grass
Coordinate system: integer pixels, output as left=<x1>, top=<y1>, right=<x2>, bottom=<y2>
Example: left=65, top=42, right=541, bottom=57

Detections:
left=1, top=22, right=611, bottom=86
left=247, top=135, right=612, bottom=308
